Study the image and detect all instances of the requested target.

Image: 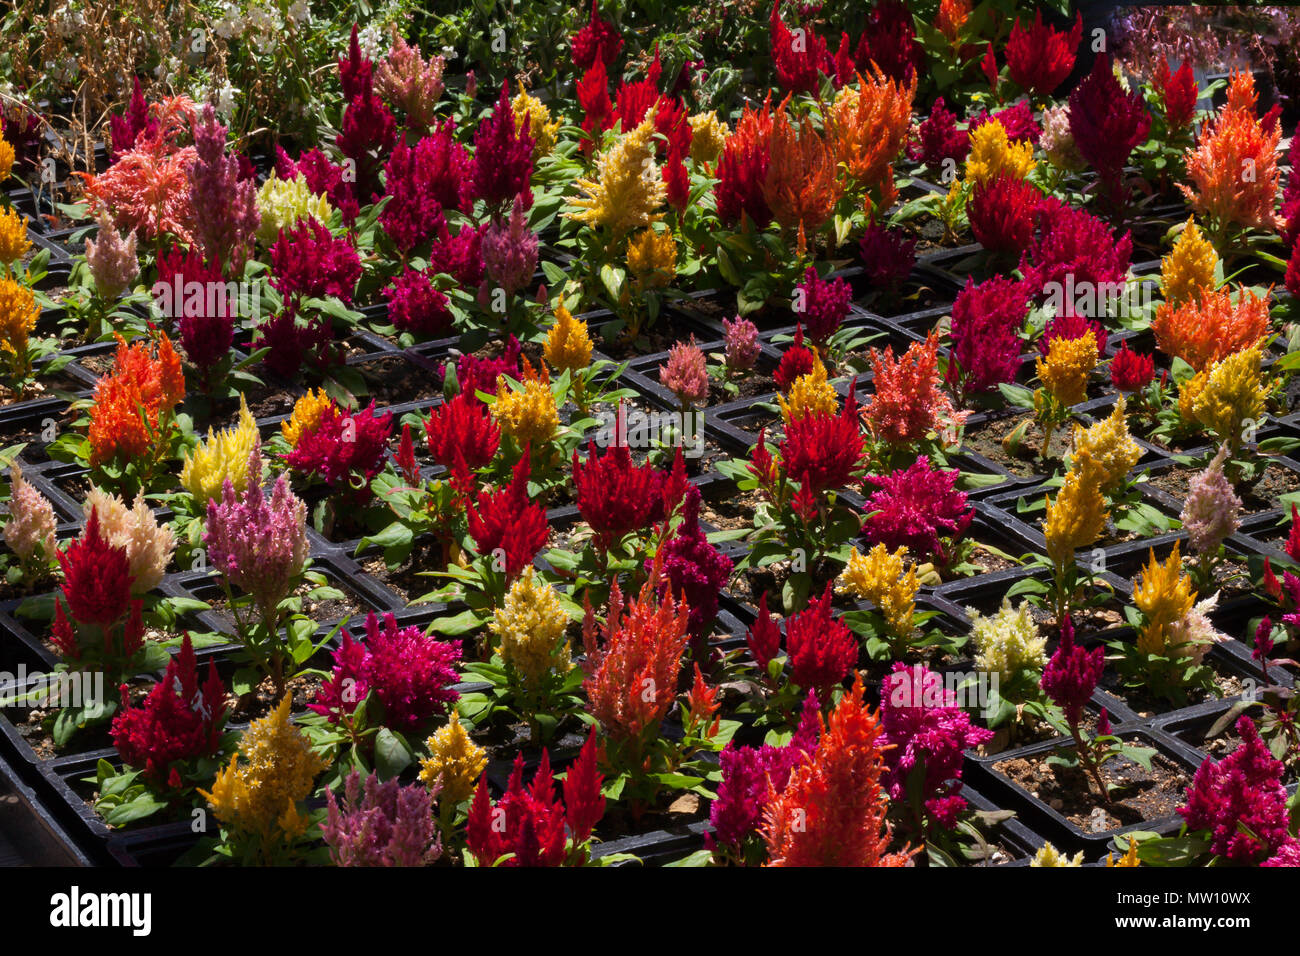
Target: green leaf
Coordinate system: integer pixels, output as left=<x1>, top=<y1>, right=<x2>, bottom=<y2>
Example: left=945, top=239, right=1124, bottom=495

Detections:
left=374, top=728, right=414, bottom=780
left=103, top=794, right=167, bottom=827
left=428, top=609, right=484, bottom=636
left=664, top=849, right=713, bottom=867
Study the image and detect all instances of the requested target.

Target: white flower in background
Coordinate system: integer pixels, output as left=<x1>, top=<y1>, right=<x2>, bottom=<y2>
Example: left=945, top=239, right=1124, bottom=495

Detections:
left=154, top=56, right=181, bottom=84
left=53, top=5, right=85, bottom=38
left=287, top=0, right=312, bottom=25
left=213, top=2, right=244, bottom=40
left=357, top=22, right=384, bottom=60
left=214, top=82, right=238, bottom=119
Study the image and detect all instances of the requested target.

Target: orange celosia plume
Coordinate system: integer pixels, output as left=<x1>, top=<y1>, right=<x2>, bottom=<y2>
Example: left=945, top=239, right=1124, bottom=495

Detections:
left=1179, top=72, right=1282, bottom=234
left=936, top=0, right=972, bottom=43
left=762, top=100, right=843, bottom=251
left=88, top=332, right=185, bottom=467
left=582, top=551, right=692, bottom=750
left=1151, top=285, right=1271, bottom=372
left=828, top=68, right=916, bottom=216
left=762, top=673, right=917, bottom=867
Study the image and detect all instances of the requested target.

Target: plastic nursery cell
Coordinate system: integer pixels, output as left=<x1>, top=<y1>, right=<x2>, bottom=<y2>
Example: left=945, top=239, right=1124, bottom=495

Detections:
left=175, top=558, right=395, bottom=641
left=966, top=726, right=1203, bottom=856
left=0, top=752, right=93, bottom=865
left=1138, top=452, right=1300, bottom=520
left=344, top=352, right=446, bottom=409
left=1153, top=698, right=1300, bottom=787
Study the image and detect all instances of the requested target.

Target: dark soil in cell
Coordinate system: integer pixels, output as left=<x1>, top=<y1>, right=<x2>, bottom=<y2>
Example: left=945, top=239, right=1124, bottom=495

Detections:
left=596, top=792, right=708, bottom=841
left=201, top=381, right=299, bottom=424
left=354, top=355, right=441, bottom=406
left=1101, top=661, right=1247, bottom=720
left=961, top=413, right=1072, bottom=478
left=856, top=281, right=953, bottom=318
left=698, top=489, right=761, bottom=533
left=229, top=672, right=324, bottom=723
left=707, top=370, right=776, bottom=406
left=1, top=369, right=84, bottom=406
left=978, top=712, right=1101, bottom=757
left=360, top=554, right=444, bottom=603
left=1148, top=462, right=1300, bottom=513
left=5, top=680, right=150, bottom=760
left=205, top=579, right=365, bottom=632
left=996, top=741, right=1192, bottom=832
left=1176, top=722, right=1300, bottom=786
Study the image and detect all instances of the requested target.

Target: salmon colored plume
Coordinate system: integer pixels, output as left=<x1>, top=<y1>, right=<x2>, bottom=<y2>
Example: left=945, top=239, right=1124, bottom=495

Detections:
left=828, top=68, right=916, bottom=215
left=761, top=673, right=917, bottom=867
left=582, top=552, right=692, bottom=752
left=1180, top=72, right=1283, bottom=235
left=762, top=102, right=842, bottom=252
left=88, top=332, right=185, bottom=467
left=861, top=331, right=966, bottom=445
left=1151, top=286, right=1270, bottom=372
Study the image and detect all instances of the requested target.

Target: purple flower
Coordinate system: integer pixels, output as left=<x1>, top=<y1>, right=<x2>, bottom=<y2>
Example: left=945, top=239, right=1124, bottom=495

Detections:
left=429, top=221, right=487, bottom=288
left=452, top=334, right=522, bottom=401
left=908, top=96, right=969, bottom=169
left=382, top=267, right=453, bottom=338
left=969, top=100, right=1041, bottom=145
left=858, top=223, right=917, bottom=291
left=310, top=612, right=462, bottom=732
left=707, top=691, right=819, bottom=853
left=481, top=195, right=538, bottom=296
left=470, top=82, right=534, bottom=210
left=379, top=135, right=447, bottom=254
left=945, top=275, right=1027, bottom=398
left=1040, top=616, right=1103, bottom=728
left=1018, top=198, right=1132, bottom=301
left=650, top=486, right=733, bottom=638
left=188, top=104, right=259, bottom=272
left=796, top=266, right=851, bottom=345
left=204, top=443, right=309, bottom=616
left=270, top=217, right=363, bottom=304
left=322, top=769, right=442, bottom=867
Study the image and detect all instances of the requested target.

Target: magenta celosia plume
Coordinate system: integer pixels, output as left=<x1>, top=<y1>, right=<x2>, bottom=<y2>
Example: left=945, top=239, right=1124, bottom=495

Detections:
left=1068, top=55, right=1151, bottom=203
left=861, top=456, right=973, bottom=565
left=878, top=662, right=994, bottom=829
left=270, top=217, right=363, bottom=305
left=310, top=611, right=462, bottom=732
left=470, top=82, right=535, bottom=210
left=945, top=275, right=1027, bottom=398
left=382, top=267, right=453, bottom=337
left=707, top=690, right=819, bottom=852
left=188, top=104, right=259, bottom=272
left=796, top=266, right=850, bottom=345
left=1040, top=616, right=1103, bottom=728
left=1179, top=715, right=1293, bottom=864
